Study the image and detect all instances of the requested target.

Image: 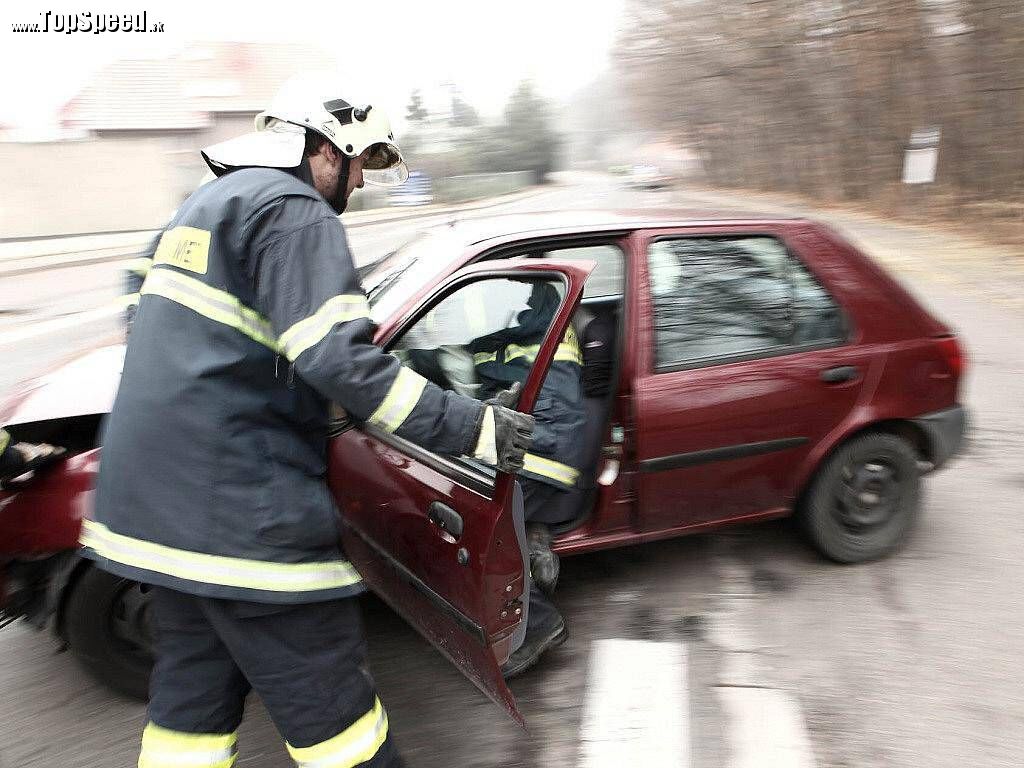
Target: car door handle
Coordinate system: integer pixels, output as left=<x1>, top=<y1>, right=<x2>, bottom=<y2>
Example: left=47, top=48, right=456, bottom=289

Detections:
left=820, top=365, right=859, bottom=383
left=427, top=501, right=464, bottom=541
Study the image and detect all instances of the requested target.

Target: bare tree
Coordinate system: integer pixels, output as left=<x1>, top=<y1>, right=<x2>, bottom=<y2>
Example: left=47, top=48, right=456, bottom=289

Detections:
left=615, top=0, right=1024, bottom=216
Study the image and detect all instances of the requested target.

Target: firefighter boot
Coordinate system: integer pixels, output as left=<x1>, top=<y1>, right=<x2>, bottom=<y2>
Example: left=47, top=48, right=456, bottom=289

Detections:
left=527, top=523, right=559, bottom=595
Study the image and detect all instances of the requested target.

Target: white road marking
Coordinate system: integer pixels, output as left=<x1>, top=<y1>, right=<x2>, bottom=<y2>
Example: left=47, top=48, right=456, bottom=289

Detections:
left=707, top=543, right=818, bottom=767
left=718, top=687, right=816, bottom=768
left=578, top=639, right=690, bottom=767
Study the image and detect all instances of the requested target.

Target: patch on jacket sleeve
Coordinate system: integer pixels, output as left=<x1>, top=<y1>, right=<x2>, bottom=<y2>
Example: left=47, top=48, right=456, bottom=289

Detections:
left=154, top=226, right=211, bottom=274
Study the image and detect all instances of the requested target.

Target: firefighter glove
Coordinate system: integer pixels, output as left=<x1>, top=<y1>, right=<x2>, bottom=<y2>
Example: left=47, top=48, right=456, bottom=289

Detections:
left=472, top=384, right=534, bottom=474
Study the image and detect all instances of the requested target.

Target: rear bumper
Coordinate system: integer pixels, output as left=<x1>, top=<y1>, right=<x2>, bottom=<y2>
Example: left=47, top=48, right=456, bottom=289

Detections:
left=912, top=404, right=967, bottom=471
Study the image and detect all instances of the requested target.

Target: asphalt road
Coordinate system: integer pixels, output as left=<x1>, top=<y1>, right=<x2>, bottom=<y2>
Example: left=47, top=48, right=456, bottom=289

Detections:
left=1, top=174, right=1022, bottom=767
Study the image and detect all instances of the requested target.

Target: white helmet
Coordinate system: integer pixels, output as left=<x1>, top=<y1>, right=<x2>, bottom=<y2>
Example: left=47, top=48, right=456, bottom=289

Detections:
left=201, top=72, right=408, bottom=187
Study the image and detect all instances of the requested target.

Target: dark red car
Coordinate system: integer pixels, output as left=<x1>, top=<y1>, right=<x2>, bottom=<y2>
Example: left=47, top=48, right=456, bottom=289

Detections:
left=0, top=211, right=966, bottom=721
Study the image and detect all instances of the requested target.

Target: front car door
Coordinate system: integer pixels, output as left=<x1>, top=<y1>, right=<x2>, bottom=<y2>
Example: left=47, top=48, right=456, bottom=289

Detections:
left=328, top=259, right=593, bottom=723
left=632, top=225, right=875, bottom=532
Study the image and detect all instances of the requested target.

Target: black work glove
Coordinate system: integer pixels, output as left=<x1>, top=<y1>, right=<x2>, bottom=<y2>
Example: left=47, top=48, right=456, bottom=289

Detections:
left=487, top=382, right=522, bottom=410
left=471, top=383, right=535, bottom=474
left=1, top=443, right=66, bottom=484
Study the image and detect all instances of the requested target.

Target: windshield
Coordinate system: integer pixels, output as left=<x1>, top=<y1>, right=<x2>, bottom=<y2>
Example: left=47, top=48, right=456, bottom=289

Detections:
left=365, top=227, right=465, bottom=323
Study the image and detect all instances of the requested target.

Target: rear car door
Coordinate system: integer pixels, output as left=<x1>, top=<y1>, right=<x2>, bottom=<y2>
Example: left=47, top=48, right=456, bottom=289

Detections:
left=632, top=226, right=875, bottom=531
left=328, top=259, right=593, bottom=723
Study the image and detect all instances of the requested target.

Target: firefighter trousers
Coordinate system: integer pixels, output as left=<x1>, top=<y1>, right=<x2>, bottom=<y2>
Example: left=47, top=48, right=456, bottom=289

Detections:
left=140, top=587, right=402, bottom=768
left=521, top=479, right=567, bottom=632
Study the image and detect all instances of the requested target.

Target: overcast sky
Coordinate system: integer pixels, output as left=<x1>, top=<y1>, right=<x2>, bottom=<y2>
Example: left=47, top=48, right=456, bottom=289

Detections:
left=0, top=0, right=625, bottom=131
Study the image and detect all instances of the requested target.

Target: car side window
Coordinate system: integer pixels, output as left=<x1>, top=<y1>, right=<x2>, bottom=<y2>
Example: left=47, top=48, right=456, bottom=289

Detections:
left=391, top=276, right=566, bottom=400
left=541, top=245, right=624, bottom=299
left=647, top=236, right=845, bottom=370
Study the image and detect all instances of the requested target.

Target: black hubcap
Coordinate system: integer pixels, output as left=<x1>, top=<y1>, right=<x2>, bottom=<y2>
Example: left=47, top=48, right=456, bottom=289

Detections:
left=836, top=459, right=899, bottom=530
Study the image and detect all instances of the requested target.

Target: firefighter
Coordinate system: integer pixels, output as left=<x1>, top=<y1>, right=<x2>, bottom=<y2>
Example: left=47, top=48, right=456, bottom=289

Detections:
left=470, top=281, right=586, bottom=678
left=78, top=73, right=533, bottom=768
left=0, top=429, right=64, bottom=483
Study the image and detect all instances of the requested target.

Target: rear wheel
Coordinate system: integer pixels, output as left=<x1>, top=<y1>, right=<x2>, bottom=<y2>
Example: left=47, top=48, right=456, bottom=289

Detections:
left=63, top=566, right=154, bottom=700
left=799, top=432, right=921, bottom=563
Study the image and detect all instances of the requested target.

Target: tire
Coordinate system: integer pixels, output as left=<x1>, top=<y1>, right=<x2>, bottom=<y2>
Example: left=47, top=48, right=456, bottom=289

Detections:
left=63, top=566, right=154, bottom=701
left=799, top=432, right=921, bottom=563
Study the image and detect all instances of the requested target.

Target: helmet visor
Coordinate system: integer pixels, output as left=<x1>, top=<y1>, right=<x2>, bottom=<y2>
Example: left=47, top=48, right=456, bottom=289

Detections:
left=362, top=142, right=409, bottom=186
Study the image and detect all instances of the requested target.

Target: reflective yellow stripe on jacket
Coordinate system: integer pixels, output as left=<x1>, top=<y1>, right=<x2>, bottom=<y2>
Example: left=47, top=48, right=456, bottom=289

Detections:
left=504, top=341, right=582, bottom=366
left=81, top=520, right=362, bottom=593
left=125, top=257, right=153, bottom=278
left=0, top=429, right=9, bottom=454
left=287, top=697, right=389, bottom=768
left=142, top=269, right=374, bottom=361
left=139, top=722, right=237, bottom=768
left=474, top=328, right=583, bottom=368
left=141, top=268, right=281, bottom=353
left=367, top=366, right=428, bottom=433
left=279, top=294, right=371, bottom=361
left=117, top=292, right=141, bottom=309
left=523, top=453, right=579, bottom=488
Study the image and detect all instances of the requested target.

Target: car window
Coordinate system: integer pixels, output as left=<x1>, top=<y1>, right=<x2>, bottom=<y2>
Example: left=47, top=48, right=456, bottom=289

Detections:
left=366, top=228, right=465, bottom=323
left=541, top=245, right=624, bottom=299
left=392, top=276, right=566, bottom=401
left=647, top=236, right=845, bottom=370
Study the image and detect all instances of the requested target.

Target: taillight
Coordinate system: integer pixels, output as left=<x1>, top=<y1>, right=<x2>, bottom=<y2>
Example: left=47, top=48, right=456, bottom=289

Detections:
left=935, top=335, right=965, bottom=380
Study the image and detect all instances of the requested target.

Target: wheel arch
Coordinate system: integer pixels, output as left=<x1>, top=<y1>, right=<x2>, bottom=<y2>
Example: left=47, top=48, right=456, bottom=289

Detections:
left=794, top=418, right=931, bottom=514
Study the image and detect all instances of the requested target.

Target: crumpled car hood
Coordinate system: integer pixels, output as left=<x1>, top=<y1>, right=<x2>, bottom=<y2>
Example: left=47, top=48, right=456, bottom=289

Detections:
left=0, top=344, right=125, bottom=426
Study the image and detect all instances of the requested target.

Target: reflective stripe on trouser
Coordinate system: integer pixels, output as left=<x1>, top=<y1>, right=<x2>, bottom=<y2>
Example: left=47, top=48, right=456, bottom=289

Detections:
left=287, top=698, right=389, bottom=768
left=140, top=267, right=282, bottom=352
left=523, top=453, right=579, bottom=488
left=139, top=722, right=237, bottom=768
left=81, top=520, right=362, bottom=593
left=367, top=365, right=428, bottom=433
left=279, top=294, right=372, bottom=361
left=146, top=590, right=399, bottom=768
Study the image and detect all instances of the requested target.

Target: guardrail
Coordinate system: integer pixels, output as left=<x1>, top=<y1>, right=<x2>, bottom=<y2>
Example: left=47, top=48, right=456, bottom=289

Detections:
left=347, top=171, right=535, bottom=211
left=0, top=181, right=547, bottom=278
left=434, top=171, right=534, bottom=204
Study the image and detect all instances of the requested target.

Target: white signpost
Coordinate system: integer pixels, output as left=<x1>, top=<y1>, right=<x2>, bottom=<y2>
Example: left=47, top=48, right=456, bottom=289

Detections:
left=902, top=127, right=941, bottom=184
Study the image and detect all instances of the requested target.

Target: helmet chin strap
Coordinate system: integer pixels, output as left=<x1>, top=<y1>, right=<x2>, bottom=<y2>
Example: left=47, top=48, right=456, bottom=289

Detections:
left=331, top=153, right=352, bottom=215
left=293, top=155, right=316, bottom=187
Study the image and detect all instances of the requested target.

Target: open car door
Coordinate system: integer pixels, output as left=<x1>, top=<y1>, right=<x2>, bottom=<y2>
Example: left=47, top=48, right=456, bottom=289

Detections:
left=327, top=258, right=593, bottom=724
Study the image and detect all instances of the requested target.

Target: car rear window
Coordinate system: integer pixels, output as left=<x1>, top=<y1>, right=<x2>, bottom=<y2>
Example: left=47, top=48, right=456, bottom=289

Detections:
left=647, top=236, right=845, bottom=370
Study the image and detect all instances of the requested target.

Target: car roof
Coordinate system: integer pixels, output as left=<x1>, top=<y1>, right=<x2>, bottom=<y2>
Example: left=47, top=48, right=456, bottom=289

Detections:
left=431, top=209, right=810, bottom=249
